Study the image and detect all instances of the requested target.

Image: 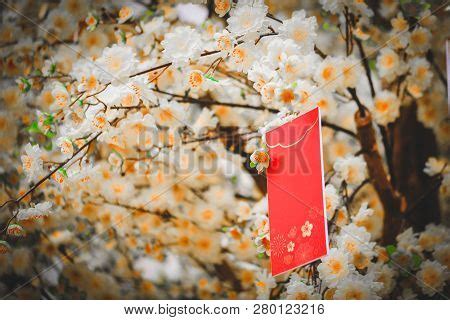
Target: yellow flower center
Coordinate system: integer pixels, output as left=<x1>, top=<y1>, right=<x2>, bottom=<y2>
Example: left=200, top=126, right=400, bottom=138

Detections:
left=108, top=56, right=122, bottom=71
left=382, top=55, right=395, bottom=68
left=294, top=292, right=309, bottom=300
left=293, top=30, right=306, bottom=42
left=189, top=71, right=203, bottom=88
left=159, top=109, right=174, bottom=122
left=375, top=100, right=389, bottom=112
left=280, top=88, right=295, bottom=104
left=201, top=209, right=214, bottom=221
left=22, top=156, right=32, bottom=170
left=328, top=259, right=342, bottom=274
left=411, top=30, right=427, bottom=45
left=322, top=66, right=334, bottom=81
left=232, top=48, right=245, bottom=63
left=345, top=289, right=363, bottom=300
left=422, top=269, right=438, bottom=286
left=254, top=151, right=268, bottom=163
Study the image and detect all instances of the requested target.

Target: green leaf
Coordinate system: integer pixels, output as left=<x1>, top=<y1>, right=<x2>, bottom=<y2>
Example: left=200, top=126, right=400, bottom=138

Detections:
left=49, top=63, right=56, bottom=75
left=368, top=59, right=376, bottom=71
left=59, top=168, right=68, bottom=177
left=249, top=161, right=256, bottom=168
left=240, top=89, right=246, bottom=100
left=411, top=253, right=422, bottom=269
left=322, top=22, right=330, bottom=30
left=204, top=74, right=219, bottom=82
left=20, top=77, right=31, bottom=93
left=27, top=121, right=41, bottom=134
left=257, top=253, right=265, bottom=259
left=231, top=176, right=238, bottom=184
left=386, top=245, right=397, bottom=256
left=45, top=131, right=56, bottom=138
left=120, top=30, right=126, bottom=44
left=43, top=114, right=54, bottom=126
left=43, top=141, right=53, bottom=151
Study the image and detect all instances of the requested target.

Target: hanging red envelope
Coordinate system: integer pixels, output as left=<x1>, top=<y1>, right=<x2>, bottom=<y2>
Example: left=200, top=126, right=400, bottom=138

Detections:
left=265, top=107, right=329, bottom=276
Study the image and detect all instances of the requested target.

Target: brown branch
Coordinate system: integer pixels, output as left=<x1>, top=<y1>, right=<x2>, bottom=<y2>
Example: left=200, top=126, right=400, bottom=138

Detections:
left=355, top=38, right=376, bottom=98
left=379, top=125, right=396, bottom=187
left=255, top=31, right=278, bottom=45
left=348, top=87, right=366, bottom=117
left=314, top=45, right=326, bottom=59
left=153, top=88, right=279, bottom=112
left=344, top=7, right=351, bottom=56
left=322, top=120, right=357, bottom=138
left=91, top=198, right=175, bottom=220
left=348, top=178, right=370, bottom=204
left=128, top=50, right=220, bottom=79
left=354, top=111, right=403, bottom=244
left=266, top=13, right=283, bottom=24
left=213, top=260, right=243, bottom=292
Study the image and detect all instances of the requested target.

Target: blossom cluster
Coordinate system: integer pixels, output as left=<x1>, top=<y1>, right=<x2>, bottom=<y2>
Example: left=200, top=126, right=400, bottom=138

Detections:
left=0, top=0, right=448, bottom=300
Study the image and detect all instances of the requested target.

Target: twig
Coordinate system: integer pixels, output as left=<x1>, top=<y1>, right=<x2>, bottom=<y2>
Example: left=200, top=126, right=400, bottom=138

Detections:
left=153, top=88, right=279, bottom=112
left=314, top=46, right=326, bottom=59
left=348, top=179, right=370, bottom=204
left=348, top=87, right=366, bottom=117
left=322, top=120, right=357, bottom=138
left=255, top=31, right=278, bottom=45
left=355, top=38, right=376, bottom=98
left=129, top=50, right=220, bottom=78
left=266, top=13, right=283, bottom=24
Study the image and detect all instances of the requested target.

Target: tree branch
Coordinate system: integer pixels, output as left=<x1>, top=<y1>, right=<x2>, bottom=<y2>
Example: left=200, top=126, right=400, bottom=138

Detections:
left=129, top=50, right=221, bottom=79
left=354, top=111, right=403, bottom=244
left=348, top=87, right=367, bottom=117
left=348, top=178, right=370, bottom=204
left=355, top=38, right=376, bottom=98
left=322, top=120, right=357, bottom=138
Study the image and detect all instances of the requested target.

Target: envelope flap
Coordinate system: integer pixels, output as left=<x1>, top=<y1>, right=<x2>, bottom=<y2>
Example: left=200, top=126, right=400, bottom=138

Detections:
left=265, top=108, right=319, bottom=149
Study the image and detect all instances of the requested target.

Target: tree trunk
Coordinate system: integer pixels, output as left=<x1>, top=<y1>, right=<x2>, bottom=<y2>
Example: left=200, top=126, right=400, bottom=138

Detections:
left=391, top=104, right=441, bottom=230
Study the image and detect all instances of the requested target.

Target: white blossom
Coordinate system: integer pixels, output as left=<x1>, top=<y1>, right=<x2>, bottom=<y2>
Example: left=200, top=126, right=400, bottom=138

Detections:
left=161, top=26, right=203, bottom=67
left=96, top=44, right=138, bottom=84
left=17, top=202, right=52, bottom=221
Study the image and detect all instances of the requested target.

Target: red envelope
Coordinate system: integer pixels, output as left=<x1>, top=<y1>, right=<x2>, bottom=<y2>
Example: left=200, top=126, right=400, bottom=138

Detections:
left=265, top=107, right=329, bottom=276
